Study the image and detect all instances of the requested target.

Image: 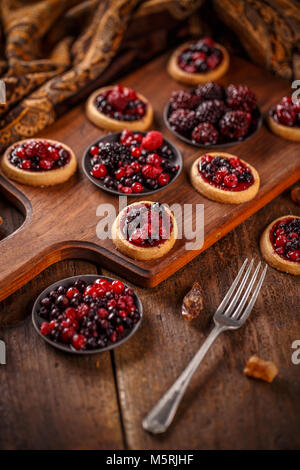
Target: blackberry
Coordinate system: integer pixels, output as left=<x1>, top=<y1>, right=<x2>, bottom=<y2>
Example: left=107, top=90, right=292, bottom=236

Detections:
left=219, top=111, right=251, bottom=140
left=170, top=90, right=201, bottom=110
left=196, top=82, right=224, bottom=101
left=99, top=142, right=131, bottom=169
left=168, top=108, right=198, bottom=135
left=191, top=123, right=219, bottom=144
left=239, top=170, right=252, bottom=183
left=196, top=99, right=225, bottom=124
left=226, top=84, right=257, bottom=113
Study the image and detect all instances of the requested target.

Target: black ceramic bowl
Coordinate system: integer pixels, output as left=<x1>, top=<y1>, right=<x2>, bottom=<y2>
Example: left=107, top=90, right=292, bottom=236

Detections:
left=82, top=131, right=183, bottom=196
left=164, top=103, right=262, bottom=149
left=32, top=274, right=143, bottom=355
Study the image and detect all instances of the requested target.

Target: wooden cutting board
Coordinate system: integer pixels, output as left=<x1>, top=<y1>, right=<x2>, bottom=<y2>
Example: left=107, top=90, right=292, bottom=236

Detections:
left=0, top=54, right=299, bottom=300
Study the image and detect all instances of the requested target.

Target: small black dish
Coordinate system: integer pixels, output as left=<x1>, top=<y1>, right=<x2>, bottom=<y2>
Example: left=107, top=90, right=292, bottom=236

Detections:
left=32, top=274, right=143, bottom=355
left=82, top=131, right=183, bottom=196
left=164, top=103, right=262, bottom=149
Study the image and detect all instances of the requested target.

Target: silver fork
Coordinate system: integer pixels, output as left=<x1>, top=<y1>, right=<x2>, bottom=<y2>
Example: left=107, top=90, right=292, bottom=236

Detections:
left=142, top=258, right=267, bottom=434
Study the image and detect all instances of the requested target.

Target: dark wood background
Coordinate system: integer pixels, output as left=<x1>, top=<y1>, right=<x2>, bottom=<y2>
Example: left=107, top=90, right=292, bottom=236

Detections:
left=1, top=183, right=299, bottom=450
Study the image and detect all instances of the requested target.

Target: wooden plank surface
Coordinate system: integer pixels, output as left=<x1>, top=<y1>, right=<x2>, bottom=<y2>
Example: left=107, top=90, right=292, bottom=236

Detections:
left=111, top=187, right=300, bottom=450
left=0, top=181, right=299, bottom=449
left=0, top=200, right=124, bottom=450
left=0, top=54, right=300, bottom=301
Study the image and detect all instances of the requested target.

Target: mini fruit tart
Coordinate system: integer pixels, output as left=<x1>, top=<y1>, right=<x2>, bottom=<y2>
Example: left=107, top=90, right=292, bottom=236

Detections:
left=167, top=37, right=230, bottom=85
left=190, top=152, right=260, bottom=204
left=260, top=215, right=300, bottom=275
left=165, top=82, right=261, bottom=147
left=112, top=201, right=178, bottom=261
left=85, top=130, right=181, bottom=195
left=267, top=95, right=300, bottom=142
left=1, top=138, right=77, bottom=186
left=86, top=84, right=153, bottom=132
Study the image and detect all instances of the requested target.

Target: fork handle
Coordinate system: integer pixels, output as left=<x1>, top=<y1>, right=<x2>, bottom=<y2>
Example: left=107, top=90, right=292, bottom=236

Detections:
left=142, top=324, right=225, bottom=434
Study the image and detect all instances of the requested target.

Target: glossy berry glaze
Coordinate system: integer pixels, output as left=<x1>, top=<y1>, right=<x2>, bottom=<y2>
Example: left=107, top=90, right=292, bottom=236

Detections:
left=177, top=37, right=223, bottom=74
left=120, top=202, right=173, bottom=248
left=88, top=130, right=179, bottom=194
left=8, top=140, right=70, bottom=172
left=38, top=278, right=141, bottom=350
left=94, top=85, right=147, bottom=122
left=269, top=217, right=300, bottom=263
left=198, top=154, right=254, bottom=191
left=167, top=82, right=259, bottom=145
left=271, top=96, right=300, bottom=127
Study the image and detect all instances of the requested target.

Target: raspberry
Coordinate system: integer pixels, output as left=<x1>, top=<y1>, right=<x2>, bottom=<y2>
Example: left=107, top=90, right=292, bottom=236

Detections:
left=196, top=82, right=224, bottom=101
left=33, top=141, right=48, bottom=158
left=107, top=90, right=128, bottom=110
left=170, top=90, right=201, bottom=110
left=169, top=109, right=198, bottom=135
left=224, top=174, right=238, bottom=188
left=142, top=131, right=163, bottom=151
left=196, top=99, right=225, bottom=124
left=219, top=110, right=251, bottom=139
left=142, top=164, right=163, bottom=179
left=226, top=84, right=257, bottom=113
left=192, top=123, right=219, bottom=144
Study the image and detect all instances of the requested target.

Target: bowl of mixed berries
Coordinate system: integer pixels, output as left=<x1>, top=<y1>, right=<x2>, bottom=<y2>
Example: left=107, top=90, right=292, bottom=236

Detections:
left=164, top=81, right=262, bottom=148
left=83, top=130, right=182, bottom=195
left=32, top=275, right=143, bottom=354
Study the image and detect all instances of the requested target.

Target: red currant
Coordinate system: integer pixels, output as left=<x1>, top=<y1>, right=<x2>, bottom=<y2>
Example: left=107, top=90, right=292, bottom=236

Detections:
left=131, top=146, right=141, bottom=158
left=92, top=164, right=107, bottom=178
left=131, top=182, right=143, bottom=193
left=71, top=334, right=86, bottom=350
left=66, top=287, right=79, bottom=298
left=112, top=280, right=124, bottom=294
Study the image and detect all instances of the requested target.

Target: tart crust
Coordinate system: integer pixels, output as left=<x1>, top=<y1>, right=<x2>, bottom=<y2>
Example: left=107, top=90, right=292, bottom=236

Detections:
left=267, top=113, right=300, bottom=142
left=1, top=139, right=77, bottom=187
left=86, top=86, right=154, bottom=132
left=112, top=200, right=178, bottom=260
left=260, top=215, right=300, bottom=275
left=190, top=152, right=260, bottom=204
left=167, top=41, right=230, bottom=85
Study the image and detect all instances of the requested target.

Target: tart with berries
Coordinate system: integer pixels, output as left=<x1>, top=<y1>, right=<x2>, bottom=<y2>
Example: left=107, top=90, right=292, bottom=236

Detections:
left=167, top=38, right=230, bottom=85
left=165, top=81, right=261, bottom=147
left=260, top=216, right=300, bottom=275
left=267, top=96, right=300, bottom=142
left=112, top=201, right=178, bottom=260
left=84, top=130, right=181, bottom=195
left=86, top=84, right=153, bottom=132
left=1, top=138, right=77, bottom=186
left=190, top=152, right=260, bottom=204
left=33, top=275, right=142, bottom=353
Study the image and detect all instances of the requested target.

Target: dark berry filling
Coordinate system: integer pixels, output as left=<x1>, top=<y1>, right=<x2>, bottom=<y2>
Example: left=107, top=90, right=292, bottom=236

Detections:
left=120, top=202, right=173, bottom=248
left=270, top=217, right=300, bottom=263
left=88, top=130, right=179, bottom=194
left=167, top=82, right=259, bottom=145
left=8, top=140, right=70, bottom=172
left=271, top=96, right=300, bottom=127
left=177, top=38, right=223, bottom=74
left=94, top=85, right=147, bottom=122
left=198, top=154, right=254, bottom=191
left=38, top=278, right=141, bottom=350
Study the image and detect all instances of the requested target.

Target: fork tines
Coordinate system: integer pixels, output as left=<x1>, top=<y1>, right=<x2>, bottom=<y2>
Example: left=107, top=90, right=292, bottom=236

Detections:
left=217, top=258, right=267, bottom=324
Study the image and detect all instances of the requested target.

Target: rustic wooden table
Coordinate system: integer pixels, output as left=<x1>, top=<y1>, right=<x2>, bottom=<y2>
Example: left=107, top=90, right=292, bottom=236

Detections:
left=1, top=182, right=299, bottom=450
